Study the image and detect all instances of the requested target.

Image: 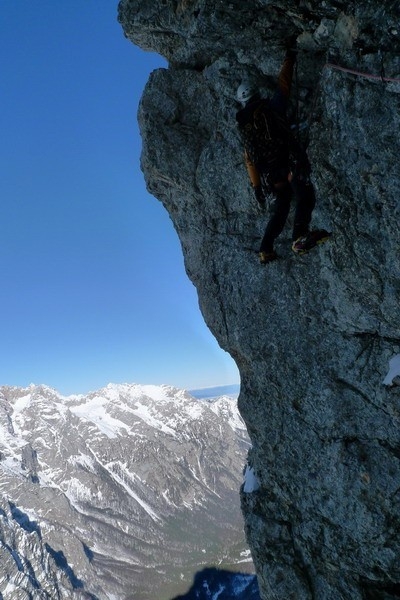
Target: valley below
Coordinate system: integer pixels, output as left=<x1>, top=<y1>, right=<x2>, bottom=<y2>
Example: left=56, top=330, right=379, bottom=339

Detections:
left=0, top=383, right=256, bottom=599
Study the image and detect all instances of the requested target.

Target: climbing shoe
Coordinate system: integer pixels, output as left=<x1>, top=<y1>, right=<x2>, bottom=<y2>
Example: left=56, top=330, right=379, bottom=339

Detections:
left=259, top=250, right=278, bottom=264
left=291, top=229, right=331, bottom=255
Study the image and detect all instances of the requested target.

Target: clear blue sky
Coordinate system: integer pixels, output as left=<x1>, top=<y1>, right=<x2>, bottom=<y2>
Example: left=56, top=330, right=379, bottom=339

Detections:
left=0, top=1, right=239, bottom=395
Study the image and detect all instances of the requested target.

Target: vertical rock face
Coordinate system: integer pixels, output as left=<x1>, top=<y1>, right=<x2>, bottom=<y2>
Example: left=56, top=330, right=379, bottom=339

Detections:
left=118, top=1, right=400, bottom=598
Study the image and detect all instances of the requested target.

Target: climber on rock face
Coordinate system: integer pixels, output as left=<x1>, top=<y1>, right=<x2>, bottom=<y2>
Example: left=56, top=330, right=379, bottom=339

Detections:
left=235, top=38, right=330, bottom=264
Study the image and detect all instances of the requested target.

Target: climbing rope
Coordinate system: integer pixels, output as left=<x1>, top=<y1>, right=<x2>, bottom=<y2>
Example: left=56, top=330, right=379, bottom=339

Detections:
left=323, top=62, right=400, bottom=84
left=298, top=59, right=400, bottom=143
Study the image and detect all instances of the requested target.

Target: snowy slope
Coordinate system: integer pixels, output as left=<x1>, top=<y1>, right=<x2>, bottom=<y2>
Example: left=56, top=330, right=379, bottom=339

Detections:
left=0, top=383, right=252, bottom=600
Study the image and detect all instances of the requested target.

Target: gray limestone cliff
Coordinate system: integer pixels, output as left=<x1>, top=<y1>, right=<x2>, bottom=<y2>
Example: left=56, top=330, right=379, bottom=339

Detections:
left=118, top=1, right=400, bottom=598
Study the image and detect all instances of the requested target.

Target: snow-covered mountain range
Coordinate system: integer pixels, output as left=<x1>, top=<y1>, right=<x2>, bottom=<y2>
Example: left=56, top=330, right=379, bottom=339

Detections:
left=0, top=383, right=253, bottom=599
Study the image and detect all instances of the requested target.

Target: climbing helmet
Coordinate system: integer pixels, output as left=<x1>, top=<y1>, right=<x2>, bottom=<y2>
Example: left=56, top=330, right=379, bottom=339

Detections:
left=236, top=80, right=258, bottom=105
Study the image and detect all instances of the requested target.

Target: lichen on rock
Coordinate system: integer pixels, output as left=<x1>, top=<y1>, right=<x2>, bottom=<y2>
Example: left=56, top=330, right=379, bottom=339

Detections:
left=118, top=1, right=400, bottom=597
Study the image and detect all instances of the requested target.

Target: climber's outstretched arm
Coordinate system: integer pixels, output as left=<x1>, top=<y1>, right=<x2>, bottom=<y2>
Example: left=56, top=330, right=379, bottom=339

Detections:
left=270, top=48, right=297, bottom=113
left=278, top=52, right=296, bottom=97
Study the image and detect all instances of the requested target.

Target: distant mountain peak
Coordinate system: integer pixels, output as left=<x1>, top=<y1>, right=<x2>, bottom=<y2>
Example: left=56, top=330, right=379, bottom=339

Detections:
left=0, top=382, right=252, bottom=599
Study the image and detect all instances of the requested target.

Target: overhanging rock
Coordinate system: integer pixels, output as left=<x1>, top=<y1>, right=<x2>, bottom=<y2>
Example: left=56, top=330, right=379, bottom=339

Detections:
left=118, top=1, right=400, bottom=597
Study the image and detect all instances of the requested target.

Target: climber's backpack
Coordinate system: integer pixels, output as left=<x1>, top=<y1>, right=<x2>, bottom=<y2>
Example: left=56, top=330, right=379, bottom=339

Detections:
left=237, top=100, right=293, bottom=170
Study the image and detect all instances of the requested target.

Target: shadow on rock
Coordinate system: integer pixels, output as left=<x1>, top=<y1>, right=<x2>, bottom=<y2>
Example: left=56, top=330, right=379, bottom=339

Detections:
left=171, top=567, right=260, bottom=599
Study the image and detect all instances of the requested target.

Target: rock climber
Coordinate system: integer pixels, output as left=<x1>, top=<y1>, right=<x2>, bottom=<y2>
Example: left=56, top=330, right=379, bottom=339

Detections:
left=236, top=39, right=330, bottom=264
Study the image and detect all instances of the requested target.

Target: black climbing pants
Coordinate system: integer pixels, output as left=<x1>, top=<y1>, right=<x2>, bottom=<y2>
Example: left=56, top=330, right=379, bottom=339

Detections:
left=259, top=174, right=316, bottom=253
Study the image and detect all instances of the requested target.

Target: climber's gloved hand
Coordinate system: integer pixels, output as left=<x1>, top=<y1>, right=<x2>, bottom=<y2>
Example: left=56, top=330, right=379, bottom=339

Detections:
left=254, top=185, right=266, bottom=208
